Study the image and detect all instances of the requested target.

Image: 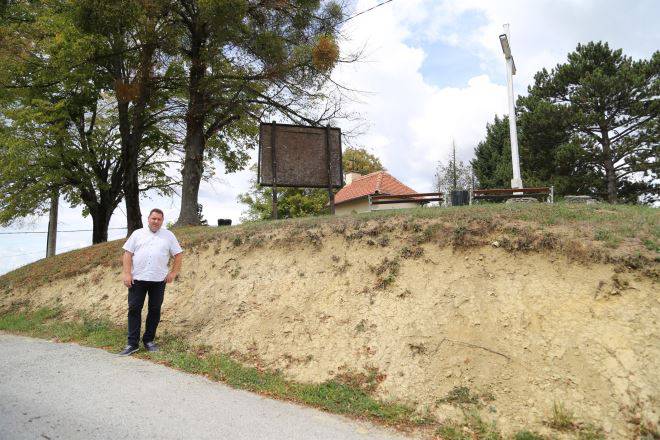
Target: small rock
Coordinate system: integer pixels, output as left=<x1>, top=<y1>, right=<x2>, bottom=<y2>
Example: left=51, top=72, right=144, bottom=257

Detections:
left=491, top=241, right=500, bottom=247
left=565, top=195, right=597, bottom=204
left=505, top=197, right=539, bottom=204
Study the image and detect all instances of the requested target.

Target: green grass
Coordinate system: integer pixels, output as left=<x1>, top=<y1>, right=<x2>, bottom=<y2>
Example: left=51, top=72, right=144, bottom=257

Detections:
left=0, top=307, right=424, bottom=428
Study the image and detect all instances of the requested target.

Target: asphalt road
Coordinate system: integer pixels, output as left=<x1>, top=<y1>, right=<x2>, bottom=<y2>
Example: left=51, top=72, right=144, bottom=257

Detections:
left=0, top=334, right=412, bottom=440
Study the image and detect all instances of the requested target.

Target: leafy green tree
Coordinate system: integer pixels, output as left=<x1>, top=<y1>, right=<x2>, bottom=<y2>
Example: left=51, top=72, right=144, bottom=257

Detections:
left=522, top=42, right=659, bottom=203
left=170, top=0, right=345, bottom=226
left=471, top=116, right=513, bottom=189
left=0, top=1, right=177, bottom=241
left=343, top=146, right=384, bottom=175
left=71, top=0, right=178, bottom=233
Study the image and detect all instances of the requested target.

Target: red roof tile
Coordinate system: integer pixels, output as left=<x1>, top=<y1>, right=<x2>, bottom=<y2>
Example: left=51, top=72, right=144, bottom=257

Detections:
left=334, top=171, right=418, bottom=205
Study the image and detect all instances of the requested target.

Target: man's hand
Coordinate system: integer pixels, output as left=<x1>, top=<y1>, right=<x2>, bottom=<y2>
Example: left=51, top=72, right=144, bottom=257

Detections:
left=166, top=253, right=183, bottom=284
left=165, top=271, right=178, bottom=283
left=122, top=251, right=134, bottom=288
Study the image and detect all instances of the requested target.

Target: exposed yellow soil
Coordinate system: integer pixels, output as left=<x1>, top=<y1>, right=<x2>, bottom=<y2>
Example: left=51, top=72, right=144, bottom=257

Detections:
left=2, top=215, right=658, bottom=438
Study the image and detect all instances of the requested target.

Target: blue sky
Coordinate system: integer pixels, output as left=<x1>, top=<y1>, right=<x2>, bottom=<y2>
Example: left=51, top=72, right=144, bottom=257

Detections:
left=1, top=0, right=659, bottom=275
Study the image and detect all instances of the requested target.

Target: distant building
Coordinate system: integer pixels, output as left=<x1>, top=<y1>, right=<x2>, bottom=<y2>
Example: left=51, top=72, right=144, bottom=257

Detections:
left=333, top=171, right=421, bottom=215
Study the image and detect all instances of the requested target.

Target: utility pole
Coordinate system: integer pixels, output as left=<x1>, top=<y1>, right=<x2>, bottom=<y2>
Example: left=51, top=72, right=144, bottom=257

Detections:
left=46, top=191, right=58, bottom=257
left=451, top=139, right=457, bottom=191
left=499, top=24, right=523, bottom=189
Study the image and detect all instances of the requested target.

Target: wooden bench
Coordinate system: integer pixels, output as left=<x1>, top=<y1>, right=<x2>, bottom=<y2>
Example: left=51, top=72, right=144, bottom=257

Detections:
left=369, top=192, right=444, bottom=207
left=470, top=187, right=554, bottom=204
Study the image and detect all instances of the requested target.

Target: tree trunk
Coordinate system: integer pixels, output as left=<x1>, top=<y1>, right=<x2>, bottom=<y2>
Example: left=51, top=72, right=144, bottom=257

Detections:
left=601, top=131, right=618, bottom=203
left=122, top=135, right=143, bottom=235
left=176, top=23, right=207, bottom=227
left=604, top=159, right=618, bottom=203
left=46, top=191, right=58, bottom=257
left=177, top=133, right=205, bottom=226
left=91, top=205, right=112, bottom=244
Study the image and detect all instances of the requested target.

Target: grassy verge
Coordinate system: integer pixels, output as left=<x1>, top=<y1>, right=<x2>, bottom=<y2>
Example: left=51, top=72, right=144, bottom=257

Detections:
left=0, top=307, right=426, bottom=430
left=0, top=307, right=613, bottom=439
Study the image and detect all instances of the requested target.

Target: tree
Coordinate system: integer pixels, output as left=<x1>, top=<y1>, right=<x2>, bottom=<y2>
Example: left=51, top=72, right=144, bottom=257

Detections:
left=471, top=116, right=513, bottom=189
left=343, top=146, right=384, bottom=175
left=521, top=42, right=659, bottom=203
left=434, top=140, right=474, bottom=197
left=0, top=1, right=177, bottom=241
left=238, top=146, right=385, bottom=221
left=170, top=0, right=346, bottom=226
left=71, top=0, right=178, bottom=233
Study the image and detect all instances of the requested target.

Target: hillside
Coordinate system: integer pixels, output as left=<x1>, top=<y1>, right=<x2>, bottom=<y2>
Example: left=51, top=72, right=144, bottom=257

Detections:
left=1, top=203, right=658, bottom=439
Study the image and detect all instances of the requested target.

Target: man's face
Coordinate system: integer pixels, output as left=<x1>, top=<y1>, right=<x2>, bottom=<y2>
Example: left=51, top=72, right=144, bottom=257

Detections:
left=148, top=212, right=164, bottom=232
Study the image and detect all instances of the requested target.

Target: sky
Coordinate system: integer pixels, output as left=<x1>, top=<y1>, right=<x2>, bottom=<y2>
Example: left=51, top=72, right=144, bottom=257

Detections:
left=1, top=0, right=659, bottom=275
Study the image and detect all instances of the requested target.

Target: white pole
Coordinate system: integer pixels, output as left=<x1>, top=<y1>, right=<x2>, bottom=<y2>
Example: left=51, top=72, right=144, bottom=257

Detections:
left=503, top=24, right=522, bottom=189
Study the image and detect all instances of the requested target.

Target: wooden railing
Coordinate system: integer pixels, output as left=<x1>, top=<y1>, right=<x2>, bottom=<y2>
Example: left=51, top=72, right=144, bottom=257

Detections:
left=470, top=187, right=554, bottom=204
left=369, top=192, right=444, bottom=206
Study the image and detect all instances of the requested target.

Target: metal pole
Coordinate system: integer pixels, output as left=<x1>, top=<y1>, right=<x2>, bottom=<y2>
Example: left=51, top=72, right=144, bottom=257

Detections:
left=270, top=121, right=278, bottom=220
left=46, top=190, right=58, bottom=257
left=325, top=125, right=335, bottom=215
left=504, top=24, right=522, bottom=189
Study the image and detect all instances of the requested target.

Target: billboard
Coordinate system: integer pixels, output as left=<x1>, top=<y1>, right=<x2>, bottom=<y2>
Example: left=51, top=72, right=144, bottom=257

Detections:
left=258, top=123, right=343, bottom=188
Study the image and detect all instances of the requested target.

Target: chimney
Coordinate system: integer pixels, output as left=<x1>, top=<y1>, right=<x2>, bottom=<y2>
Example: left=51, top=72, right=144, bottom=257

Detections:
left=345, top=172, right=362, bottom=185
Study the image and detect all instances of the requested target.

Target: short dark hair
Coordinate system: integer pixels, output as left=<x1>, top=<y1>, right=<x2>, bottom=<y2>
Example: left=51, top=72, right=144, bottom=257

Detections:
left=149, top=208, right=164, bottom=218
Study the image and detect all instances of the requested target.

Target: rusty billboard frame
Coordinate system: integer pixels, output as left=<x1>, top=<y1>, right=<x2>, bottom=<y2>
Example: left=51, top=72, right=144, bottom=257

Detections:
left=258, top=122, right=343, bottom=218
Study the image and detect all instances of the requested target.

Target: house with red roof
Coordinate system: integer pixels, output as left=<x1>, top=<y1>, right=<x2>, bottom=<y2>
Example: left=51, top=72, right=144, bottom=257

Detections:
left=333, top=171, right=422, bottom=215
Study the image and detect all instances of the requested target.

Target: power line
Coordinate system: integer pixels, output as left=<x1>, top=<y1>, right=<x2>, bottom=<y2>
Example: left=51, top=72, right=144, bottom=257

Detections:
left=2, top=244, right=82, bottom=259
left=339, top=0, right=395, bottom=24
left=0, top=227, right=127, bottom=235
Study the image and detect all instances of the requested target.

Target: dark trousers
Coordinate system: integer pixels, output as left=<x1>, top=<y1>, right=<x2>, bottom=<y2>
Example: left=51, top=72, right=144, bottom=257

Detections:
left=127, top=280, right=166, bottom=347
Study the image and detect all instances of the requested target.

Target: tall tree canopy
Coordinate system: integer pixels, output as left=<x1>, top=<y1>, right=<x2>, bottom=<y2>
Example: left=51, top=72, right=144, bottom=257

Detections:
left=0, top=0, right=176, bottom=242
left=170, top=0, right=345, bottom=226
left=471, top=116, right=513, bottom=189
left=520, top=42, right=658, bottom=203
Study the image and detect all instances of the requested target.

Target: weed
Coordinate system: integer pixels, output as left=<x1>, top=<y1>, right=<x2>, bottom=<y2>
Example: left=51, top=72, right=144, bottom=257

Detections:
left=355, top=319, right=367, bottom=333
left=546, top=402, right=576, bottom=431
left=370, top=257, right=400, bottom=290
left=576, top=424, right=605, bottom=440
left=642, top=238, right=659, bottom=253
left=452, top=225, right=468, bottom=247
left=513, top=431, right=546, bottom=440
left=464, top=410, right=502, bottom=440
left=400, top=246, right=424, bottom=259
left=232, top=236, right=243, bottom=246
left=437, top=386, right=479, bottom=406
left=435, top=423, right=469, bottom=440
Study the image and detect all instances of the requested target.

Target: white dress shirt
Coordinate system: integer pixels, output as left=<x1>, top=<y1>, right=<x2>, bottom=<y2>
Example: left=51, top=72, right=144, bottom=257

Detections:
left=123, top=227, right=183, bottom=282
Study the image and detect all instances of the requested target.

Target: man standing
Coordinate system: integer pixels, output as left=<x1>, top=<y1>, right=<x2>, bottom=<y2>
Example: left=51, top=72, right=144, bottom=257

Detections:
left=119, top=208, right=183, bottom=355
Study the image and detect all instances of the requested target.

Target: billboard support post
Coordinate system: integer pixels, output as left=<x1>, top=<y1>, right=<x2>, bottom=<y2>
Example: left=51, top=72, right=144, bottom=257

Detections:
left=325, top=125, right=335, bottom=215
left=270, top=121, right=278, bottom=220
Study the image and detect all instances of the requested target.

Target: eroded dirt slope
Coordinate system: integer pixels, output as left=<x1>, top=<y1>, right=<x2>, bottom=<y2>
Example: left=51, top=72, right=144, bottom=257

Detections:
left=2, top=213, right=658, bottom=438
